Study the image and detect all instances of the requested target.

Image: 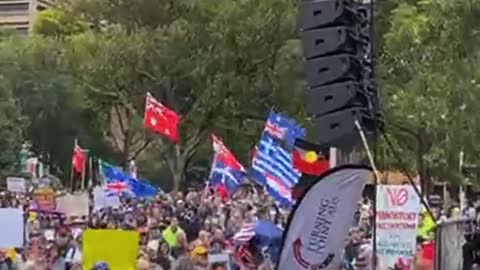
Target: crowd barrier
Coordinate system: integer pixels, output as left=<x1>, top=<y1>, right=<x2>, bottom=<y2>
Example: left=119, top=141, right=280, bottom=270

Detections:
left=434, top=217, right=476, bottom=270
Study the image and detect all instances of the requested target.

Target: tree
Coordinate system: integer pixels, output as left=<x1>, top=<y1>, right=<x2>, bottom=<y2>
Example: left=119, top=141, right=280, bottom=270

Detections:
left=0, top=35, right=114, bottom=179
left=32, top=9, right=89, bottom=36
left=54, top=0, right=303, bottom=191
left=378, top=0, right=480, bottom=191
left=0, top=78, right=24, bottom=171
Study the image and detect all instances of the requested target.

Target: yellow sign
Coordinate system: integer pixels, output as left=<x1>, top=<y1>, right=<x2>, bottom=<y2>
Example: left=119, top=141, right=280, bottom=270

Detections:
left=83, top=229, right=139, bottom=270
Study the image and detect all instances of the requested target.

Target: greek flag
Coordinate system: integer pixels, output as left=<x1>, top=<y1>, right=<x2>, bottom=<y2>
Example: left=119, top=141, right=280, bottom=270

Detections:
left=251, top=134, right=301, bottom=205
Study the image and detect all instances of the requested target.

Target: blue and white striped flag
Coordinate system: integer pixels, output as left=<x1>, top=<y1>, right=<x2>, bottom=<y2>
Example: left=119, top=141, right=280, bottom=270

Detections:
left=251, top=134, right=301, bottom=205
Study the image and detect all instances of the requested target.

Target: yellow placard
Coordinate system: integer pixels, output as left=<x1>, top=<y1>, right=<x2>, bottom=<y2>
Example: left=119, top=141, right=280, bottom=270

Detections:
left=83, top=229, right=139, bottom=270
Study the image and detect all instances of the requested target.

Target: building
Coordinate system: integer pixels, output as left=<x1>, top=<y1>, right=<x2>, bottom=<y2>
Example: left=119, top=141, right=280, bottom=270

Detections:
left=0, top=0, right=53, bottom=35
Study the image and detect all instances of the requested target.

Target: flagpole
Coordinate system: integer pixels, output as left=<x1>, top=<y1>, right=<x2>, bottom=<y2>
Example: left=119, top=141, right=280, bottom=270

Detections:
left=88, top=156, right=93, bottom=189
left=70, top=138, right=77, bottom=193
left=80, top=149, right=90, bottom=191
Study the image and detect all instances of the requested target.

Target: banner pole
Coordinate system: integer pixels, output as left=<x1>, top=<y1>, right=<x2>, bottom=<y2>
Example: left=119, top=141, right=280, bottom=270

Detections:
left=381, top=130, right=436, bottom=221
left=70, top=139, right=77, bottom=193
left=80, top=149, right=90, bottom=191
left=354, top=119, right=379, bottom=267
left=88, top=156, right=93, bottom=189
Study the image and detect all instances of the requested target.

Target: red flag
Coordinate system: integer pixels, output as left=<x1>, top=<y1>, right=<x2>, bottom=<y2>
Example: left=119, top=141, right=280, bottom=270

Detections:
left=72, top=144, right=86, bottom=174
left=212, top=134, right=245, bottom=172
left=292, top=139, right=329, bottom=176
left=144, top=93, right=180, bottom=143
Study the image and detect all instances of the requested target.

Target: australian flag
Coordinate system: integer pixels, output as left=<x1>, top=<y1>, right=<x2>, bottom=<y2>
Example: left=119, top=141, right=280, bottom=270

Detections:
left=100, top=161, right=157, bottom=198
left=251, top=110, right=305, bottom=205
left=263, top=109, right=305, bottom=147
left=209, top=135, right=246, bottom=192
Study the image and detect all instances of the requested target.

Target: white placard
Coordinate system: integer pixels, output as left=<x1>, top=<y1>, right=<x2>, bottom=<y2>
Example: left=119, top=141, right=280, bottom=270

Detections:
left=6, top=177, right=26, bottom=193
left=0, top=208, right=24, bottom=248
left=56, top=193, right=89, bottom=217
left=376, top=185, right=421, bottom=270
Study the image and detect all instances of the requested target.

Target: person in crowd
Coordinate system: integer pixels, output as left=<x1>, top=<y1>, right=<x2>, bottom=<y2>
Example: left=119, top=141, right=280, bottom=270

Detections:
left=163, top=217, right=185, bottom=248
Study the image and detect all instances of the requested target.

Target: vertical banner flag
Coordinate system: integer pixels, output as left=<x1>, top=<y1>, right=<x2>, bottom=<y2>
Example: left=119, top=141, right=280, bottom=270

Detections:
left=209, top=135, right=246, bottom=192
left=277, top=165, right=371, bottom=270
left=376, top=185, right=421, bottom=270
left=144, top=92, right=180, bottom=143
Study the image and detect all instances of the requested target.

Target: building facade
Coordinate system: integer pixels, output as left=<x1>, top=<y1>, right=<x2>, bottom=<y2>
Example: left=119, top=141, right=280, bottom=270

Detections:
left=0, top=0, right=52, bottom=35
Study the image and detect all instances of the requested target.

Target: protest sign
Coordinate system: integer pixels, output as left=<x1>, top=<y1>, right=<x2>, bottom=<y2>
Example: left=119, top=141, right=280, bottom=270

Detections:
left=32, top=188, right=56, bottom=211
left=376, top=185, right=421, bottom=270
left=93, top=186, right=121, bottom=211
left=83, top=229, right=139, bottom=270
left=56, top=193, right=89, bottom=217
left=6, top=177, right=26, bottom=193
left=0, top=208, right=24, bottom=248
left=208, top=253, right=231, bottom=270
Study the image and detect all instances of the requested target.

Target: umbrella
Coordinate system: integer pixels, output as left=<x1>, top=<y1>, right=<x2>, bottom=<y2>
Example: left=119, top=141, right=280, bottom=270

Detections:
left=233, top=220, right=283, bottom=247
left=253, top=220, right=283, bottom=247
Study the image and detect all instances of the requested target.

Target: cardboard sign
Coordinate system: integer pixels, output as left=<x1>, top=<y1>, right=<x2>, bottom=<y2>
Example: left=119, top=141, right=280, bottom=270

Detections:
left=6, top=177, right=26, bottom=193
left=32, top=188, right=56, bottom=211
left=83, top=229, right=139, bottom=270
left=376, top=185, right=421, bottom=270
left=0, top=208, right=24, bottom=248
left=56, top=193, right=89, bottom=217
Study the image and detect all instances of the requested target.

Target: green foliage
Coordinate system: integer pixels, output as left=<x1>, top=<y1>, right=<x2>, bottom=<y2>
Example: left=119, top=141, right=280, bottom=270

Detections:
left=5, top=0, right=480, bottom=191
left=32, top=9, right=89, bottom=36
left=378, top=0, right=480, bottom=187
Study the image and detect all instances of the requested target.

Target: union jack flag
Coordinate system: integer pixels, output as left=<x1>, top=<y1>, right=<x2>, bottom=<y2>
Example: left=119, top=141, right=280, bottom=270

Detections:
left=105, top=181, right=130, bottom=194
left=263, top=110, right=305, bottom=147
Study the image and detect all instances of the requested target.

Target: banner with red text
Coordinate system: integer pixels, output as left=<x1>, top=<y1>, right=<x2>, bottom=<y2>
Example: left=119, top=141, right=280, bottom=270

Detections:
left=277, top=165, right=371, bottom=270
left=376, top=185, right=421, bottom=270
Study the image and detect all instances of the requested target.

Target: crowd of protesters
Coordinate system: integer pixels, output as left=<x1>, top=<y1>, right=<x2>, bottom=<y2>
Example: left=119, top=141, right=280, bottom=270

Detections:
left=0, top=181, right=386, bottom=270
left=4, top=180, right=477, bottom=270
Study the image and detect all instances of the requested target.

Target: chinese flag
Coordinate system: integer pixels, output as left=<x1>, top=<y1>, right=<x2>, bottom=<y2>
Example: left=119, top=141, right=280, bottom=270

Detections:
left=72, top=143, right=86, bottom=174
left=292, top=139, right=329, bottom=176
left=144, top=93, right=180, bottom=143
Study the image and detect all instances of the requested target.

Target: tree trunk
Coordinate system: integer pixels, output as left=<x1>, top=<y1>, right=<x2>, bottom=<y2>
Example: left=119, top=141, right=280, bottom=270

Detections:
left=170, top=144, right=185, bottom=192
left=417, top=130, right=429, bottom=195
left=122, top=128, right=130, bottom=171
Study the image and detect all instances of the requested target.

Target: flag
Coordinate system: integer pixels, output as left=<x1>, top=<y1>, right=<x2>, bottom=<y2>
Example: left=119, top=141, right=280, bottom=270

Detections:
left=144, top=92, right=180, bottom=143
left=292, top=139, right=330, bottom=176
left=263, top=109, right=305, bottom=147
left=105, top=182, right=129, bottom=194
left=251, top=134, right=301, bottom=205
left=276, top=165, right=371, bottom=270
left=72, top=143, right=86, bottom=174
left=100, top=161, right=158, bottom=198
left=233, top=223, right=256, bottom=243
left=209, top=135, right=246, bottom=192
